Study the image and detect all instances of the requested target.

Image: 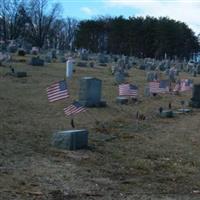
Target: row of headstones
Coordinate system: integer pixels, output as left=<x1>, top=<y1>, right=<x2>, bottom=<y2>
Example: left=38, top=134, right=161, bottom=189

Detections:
left=78, top=52, right=199, bottom=79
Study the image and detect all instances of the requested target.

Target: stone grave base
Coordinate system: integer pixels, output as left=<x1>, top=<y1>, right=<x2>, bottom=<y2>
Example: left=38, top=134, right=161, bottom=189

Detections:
left=160, top=110, right=174, bottom=118
left=52, top=129, right=88, bottom=150
left=116, top=96, right=129, bottom=104
left=10, top=71, right=27, bottom=78
left=78, top=100, right=106, bottom=107
left=189, top=100, right=200, bottom=108
left=177, top=108, right=192, bottom=113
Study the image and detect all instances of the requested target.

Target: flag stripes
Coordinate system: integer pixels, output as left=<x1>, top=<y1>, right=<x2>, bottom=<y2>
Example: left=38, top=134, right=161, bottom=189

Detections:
left=64, top=101, right=86, bottom=116
left=119, top=84, right=138, bottom=97
left=47, top=80, right=69, bottom=102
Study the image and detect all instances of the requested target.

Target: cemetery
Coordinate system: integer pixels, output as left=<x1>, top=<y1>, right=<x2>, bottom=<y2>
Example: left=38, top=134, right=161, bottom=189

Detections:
left=1, top=48, right=200, bottom=200
left=1, top=1, right=200, bottom=199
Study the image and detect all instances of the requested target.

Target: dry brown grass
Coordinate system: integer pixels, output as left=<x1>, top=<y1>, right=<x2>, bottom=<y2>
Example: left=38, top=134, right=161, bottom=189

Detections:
left=1, top=54, right=200, bottom=200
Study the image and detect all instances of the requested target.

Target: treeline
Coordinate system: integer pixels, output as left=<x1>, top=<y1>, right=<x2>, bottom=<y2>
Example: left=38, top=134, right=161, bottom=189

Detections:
left=0, top=0, right=78, bottom=50
left=75, top=16, right=200, bottom=59
left=0, top=0, right=199, bottom=59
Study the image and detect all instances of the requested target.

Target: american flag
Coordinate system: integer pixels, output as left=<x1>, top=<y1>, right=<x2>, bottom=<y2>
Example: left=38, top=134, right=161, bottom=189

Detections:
left=173, top=83, right=181, bottom=92
left=149, top=80, right=169, bottom=94
left=173, top=79, right=193, bottom=92
left=180, top=79, right=193, bottom=92
left=64, top=101, right=86, bottom=116
left=47, top=80, right=69, bottom=102
left=119, top=84, right=138, bottom=97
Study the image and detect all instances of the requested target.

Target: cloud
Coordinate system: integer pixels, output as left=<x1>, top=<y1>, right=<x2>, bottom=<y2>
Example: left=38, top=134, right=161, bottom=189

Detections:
left=105, top=0, right=200, bottom=34
left=80, top=7, right=94, bottom=15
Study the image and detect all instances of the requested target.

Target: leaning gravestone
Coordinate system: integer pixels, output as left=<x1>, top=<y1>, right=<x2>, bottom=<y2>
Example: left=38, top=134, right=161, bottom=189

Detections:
left=189, top=84, right=200, bottom=108
left=78, top=77, right=106, bottom=107
left=52, top=129, right=88, bottom=150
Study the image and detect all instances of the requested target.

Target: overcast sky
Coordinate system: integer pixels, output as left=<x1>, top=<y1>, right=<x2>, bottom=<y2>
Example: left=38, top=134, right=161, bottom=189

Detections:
left=53, top=0, right=200, bottom=34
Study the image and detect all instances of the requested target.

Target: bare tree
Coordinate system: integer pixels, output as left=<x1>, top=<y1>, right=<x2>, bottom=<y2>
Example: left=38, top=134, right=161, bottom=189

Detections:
left=26, top=0, right=60, bottom=48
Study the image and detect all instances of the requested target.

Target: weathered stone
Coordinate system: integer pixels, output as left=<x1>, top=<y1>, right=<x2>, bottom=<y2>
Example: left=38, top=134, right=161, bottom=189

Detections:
left=51, top=49, right=57, bottom=59
left=144, top=86, right=151, bottom=97
left=80, top=52, right=89, bottom=61
left=98, top=54, right=108, bottom=64
left=114, top=71, right=125, bottom=84
left=78, top=77, right=106, bottom=107
left=89, top=62, right=94, bottom=68
left=116, top=96, right=129, bottom=104
left=76, top=62, right=87, bottom=67
left=190, top=84, right=200, bottom=108
left=51, top=129, right=88, bottom=150
left=8, top=45, right=17, bottom=53
left=14, top=71, right=27, bottom=78
left=45, top=55, right=52, bottom=63
left=59, top=56, right=66, bottom=63
left=29, top=57, right=44, bottom=66
left=18, top=49, right=26, bottom=56
left=160, top=110, right=174, bottom=118
left=177, top=108, right=192, bottom=113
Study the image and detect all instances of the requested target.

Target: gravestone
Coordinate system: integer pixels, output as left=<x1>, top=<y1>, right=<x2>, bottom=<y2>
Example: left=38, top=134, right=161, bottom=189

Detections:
left=114, top=71, right=125, bottom=84
left=0, top=41, right=7, bottom=52
left=22, top=42, right=32, bottom=54
left=169, top=68, right=176, bottom=82
left=59, top=56, right=66, bottom=63
left=160, top=110, right=174, bottom=118
left=76, top=61, right=87, bottom=67
left=98, top=54, right=108, bottom=64
left=146, top=71, right=156, bottom=82
left=8, top=45, right=17, bottom=53
left=18, top=48, right=26, bottom=56
left=197, top=64, right=200, bottom=74
left=31, top=47, right=39, bottom=55
left=78, top=77, right=106, bottom=107
left=51, top=49, right=57, bottom=59
left=89, top=62, right=94, bottom=68
left=45, top=53, right=52, bottom=63
left=139, top=64, right=147, bottom=70
left=29, top=57, right=44, bottom=66
left=13, top=71, right=27, bottom=78
left=116, top=96, right=128, bottom=104
left=80, top=52, right=88, bottom=61
left=189, top=84, right=200, bottom=108
left=52, top=129, right=88, bottom=150
left=66, top=57, right=73, bottom=78
left=144, top=86, right=151, bottom=97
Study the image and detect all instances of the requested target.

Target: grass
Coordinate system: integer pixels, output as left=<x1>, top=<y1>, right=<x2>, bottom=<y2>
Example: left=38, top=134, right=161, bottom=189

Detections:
left=1, top=53, right=200, bottom=199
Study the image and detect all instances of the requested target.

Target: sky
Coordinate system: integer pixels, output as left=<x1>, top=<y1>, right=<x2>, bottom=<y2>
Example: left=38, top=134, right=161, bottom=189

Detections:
left=52, top=0, right=200, bottom=35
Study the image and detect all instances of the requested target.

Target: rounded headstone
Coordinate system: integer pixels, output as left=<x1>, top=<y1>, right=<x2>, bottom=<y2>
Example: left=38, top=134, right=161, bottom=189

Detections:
left=66, top=58, right=73, bottom=78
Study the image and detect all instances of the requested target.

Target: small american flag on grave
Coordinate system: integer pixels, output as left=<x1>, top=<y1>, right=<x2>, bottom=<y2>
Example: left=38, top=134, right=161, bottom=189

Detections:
left=47, top=80, right=69, bottom=102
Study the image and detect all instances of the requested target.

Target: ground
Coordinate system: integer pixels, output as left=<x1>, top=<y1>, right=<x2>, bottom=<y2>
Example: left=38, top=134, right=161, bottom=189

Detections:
left=1, top=55, right=200, bottom=200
